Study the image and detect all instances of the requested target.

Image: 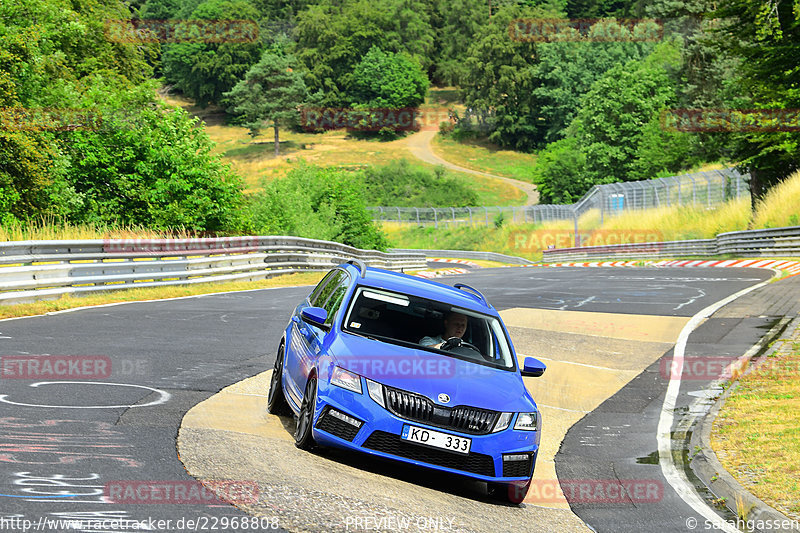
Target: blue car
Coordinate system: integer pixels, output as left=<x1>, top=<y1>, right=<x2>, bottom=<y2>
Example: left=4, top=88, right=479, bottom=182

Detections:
left=267, top=260, right=546, bottom=504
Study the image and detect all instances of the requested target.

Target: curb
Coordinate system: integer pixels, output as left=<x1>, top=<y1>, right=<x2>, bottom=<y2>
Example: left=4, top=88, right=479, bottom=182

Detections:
left=532, top=258, right=800, bottom=277
left=689, top=316, right=800, bottom=532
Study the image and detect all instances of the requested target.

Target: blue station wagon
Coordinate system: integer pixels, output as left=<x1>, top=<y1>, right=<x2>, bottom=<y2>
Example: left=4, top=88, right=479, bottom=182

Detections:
left=267, top=260, right=546, bottom=503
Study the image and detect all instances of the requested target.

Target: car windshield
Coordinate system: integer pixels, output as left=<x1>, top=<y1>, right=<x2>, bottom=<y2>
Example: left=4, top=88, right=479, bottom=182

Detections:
left=341, top=286, right=516, bottom=371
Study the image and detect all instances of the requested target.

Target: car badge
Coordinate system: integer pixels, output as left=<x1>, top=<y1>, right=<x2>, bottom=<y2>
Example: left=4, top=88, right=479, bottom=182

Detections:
left=437, top=393, right=450, bottom=404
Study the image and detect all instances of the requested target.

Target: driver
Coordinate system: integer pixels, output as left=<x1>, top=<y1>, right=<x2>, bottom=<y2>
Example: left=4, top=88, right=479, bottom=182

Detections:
left=419, top=311, right=468, bottom=349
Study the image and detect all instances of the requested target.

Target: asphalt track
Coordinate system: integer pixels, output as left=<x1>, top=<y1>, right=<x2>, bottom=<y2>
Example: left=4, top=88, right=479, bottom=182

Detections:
left=0, top=267, right=775, bottom=532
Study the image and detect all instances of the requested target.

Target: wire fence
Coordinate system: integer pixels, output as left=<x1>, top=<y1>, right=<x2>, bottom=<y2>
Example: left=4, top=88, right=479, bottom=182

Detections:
left=368, top=169, right=749, bottom=228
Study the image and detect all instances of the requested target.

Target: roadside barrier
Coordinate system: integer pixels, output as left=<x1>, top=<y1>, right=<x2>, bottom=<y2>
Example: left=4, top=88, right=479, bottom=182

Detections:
left=542, top=226, right=800, bottom=262
left=0, top=236, right=426, bottom=305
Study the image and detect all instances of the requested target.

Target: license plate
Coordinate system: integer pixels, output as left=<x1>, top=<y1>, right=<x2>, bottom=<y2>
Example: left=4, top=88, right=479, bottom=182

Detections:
left=401, top=425, right=471, bottom=455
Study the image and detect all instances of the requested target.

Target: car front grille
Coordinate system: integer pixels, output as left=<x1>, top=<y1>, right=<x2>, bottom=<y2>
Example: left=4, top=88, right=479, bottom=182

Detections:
left=383, top=386, right=499, bottom=435
left=362, top=430, right=495, bottom=477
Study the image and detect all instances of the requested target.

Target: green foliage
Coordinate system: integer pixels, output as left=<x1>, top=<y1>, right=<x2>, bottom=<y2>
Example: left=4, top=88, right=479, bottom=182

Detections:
left=161, top=0, right=264, bottom=107
left=710, top=0, right=800, bottom=198
left=532, top=40, right=690, bottom=202
left=359, top=159, right=478, bottom=207
left=347, top=47, right=428, bottom=109
left=430, top=0, right=489, bottom=86
left=61, top=81, right=244, bottom=232
left=247, top=164, right=388, bottom=250
left=530, top=137, right=588, bottom=203
left=292, top=0, right=434, bottom=106
left=224, top=51, right=307, bottom=154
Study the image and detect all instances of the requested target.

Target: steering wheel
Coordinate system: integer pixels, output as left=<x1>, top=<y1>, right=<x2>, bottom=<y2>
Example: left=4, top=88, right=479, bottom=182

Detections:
left=441, top=336, right=481, bottom=353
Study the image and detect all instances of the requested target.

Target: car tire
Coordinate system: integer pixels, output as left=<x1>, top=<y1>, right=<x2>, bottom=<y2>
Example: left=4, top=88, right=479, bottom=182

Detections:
left=267, top=342, right=291, bottom=416
left=488, top=477, right=531, bottom=505
left=294, top=377, right=317, bottom=450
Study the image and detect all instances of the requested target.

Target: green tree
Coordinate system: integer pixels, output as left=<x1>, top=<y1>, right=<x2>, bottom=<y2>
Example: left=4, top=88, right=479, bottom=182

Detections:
left=161, top=0, right=264, bottom=107
left=573, top=40, right=681, bottom=185
left=292, top=0, right=434, bottom=106
left=224, top=51, right=308, bottom=156
left=431, top=0, right=489, bottom=86
left=347, top=47, right=429, bottom=108
left=710, top=0, right=800, bottom=199
left=529, top=137, right=588, bottom=203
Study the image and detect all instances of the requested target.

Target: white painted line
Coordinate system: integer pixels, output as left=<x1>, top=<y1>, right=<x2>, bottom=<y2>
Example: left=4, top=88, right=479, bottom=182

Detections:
left=537, top=403, right=591, bottom=414
left=0, top=283, right=316, bottom=323
left=657, top=272, right=776, bottom=532
left=531, top=355, right=628, bottom=373
left=0, top=381, right=171, bottom=409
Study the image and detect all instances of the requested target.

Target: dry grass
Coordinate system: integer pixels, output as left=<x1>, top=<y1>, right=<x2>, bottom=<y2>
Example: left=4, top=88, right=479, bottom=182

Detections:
left=431, top=135, right=538, bottom=184
left=0, top=219, right=195, bottom=241
left=161, top=89, right=521, bottom=203
left=589, top=197, right=752, bottom=240
left=753, top=170, right=800, bottom=229
left=711, top=338, right=800, bottom=519
left=0, top=272, right=325, bottom=320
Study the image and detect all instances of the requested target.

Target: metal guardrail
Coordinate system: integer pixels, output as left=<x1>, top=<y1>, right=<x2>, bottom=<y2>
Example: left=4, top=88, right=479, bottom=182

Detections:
left=390, top=248, right=535, bottom=265
left=542, top=226, right=800, bottom=262
left=0, top=236, right=427, bottom=305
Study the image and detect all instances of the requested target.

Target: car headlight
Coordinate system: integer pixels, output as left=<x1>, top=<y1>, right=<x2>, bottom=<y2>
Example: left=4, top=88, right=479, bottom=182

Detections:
left=366, top=379, right=385, bottom=407
left=331, top=366, right=362, bottom=394
left=492, top=412, right=513, bottom=433
left=514, top=412, right=538, bottom=431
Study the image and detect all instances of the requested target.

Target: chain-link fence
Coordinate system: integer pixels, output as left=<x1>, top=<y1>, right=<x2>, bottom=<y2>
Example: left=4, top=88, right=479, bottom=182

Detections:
left=368, top=168, right=749, bottom=228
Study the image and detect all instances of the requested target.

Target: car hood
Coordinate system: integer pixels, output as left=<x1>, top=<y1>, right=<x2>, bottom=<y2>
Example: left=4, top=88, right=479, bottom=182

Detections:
left=332, top=335, right=536, bottom=413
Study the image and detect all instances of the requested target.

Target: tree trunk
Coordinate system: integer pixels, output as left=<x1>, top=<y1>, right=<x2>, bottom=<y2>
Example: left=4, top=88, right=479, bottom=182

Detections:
left=274, top=122, right=280, bottom=157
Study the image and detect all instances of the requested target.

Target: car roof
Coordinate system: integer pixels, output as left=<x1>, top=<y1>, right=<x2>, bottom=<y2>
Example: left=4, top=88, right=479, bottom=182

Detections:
left=342, top=263, right=495, bottom=314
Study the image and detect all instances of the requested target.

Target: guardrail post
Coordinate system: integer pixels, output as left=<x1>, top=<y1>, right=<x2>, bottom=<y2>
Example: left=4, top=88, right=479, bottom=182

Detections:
left=415, top=207, right=420, bottom=226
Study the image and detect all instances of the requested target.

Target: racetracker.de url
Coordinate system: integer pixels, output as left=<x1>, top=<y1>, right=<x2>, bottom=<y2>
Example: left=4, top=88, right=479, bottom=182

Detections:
left=0, top=515, right=280, bottom=531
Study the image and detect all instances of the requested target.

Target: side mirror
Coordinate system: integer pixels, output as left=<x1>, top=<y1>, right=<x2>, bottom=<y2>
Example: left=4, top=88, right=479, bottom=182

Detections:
left=301, top=307, right=329, bottom=330
left=521, top=357, right=546, bottom=378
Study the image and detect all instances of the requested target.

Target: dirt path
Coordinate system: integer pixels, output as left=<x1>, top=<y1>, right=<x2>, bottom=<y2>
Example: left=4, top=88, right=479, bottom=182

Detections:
left=405, top=130, right=539, bottom=206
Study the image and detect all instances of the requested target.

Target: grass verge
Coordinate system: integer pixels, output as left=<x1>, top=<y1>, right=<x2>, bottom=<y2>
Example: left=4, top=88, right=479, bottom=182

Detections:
left=711, top=333, right=800, bottom=520
left=0, top=272, right=324, bottom=320
left=161, top=91, right=523, bottom=206
left=431, top=134, right=538, bottom=183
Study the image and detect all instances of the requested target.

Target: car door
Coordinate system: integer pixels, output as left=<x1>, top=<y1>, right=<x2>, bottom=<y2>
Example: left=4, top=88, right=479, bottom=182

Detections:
left=287, top=270, right=351, bottom=394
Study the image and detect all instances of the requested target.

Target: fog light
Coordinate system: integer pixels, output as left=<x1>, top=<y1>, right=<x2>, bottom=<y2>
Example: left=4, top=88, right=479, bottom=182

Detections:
left=503, top=453, right=531, bottom=462
left=328, top=409, right=363, bottom=428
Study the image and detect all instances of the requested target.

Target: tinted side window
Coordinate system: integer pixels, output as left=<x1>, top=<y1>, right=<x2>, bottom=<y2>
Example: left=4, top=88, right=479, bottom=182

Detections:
left=308, top=270, right=338, bottom=307
left=321, top=278, right=350, bottom=325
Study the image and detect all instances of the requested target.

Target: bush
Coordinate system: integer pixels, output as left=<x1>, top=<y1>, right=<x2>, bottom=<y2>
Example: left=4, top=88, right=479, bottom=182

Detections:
left=247, top=164, right=388, bottom=250
left=359, top=159, right=478, bottom=207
